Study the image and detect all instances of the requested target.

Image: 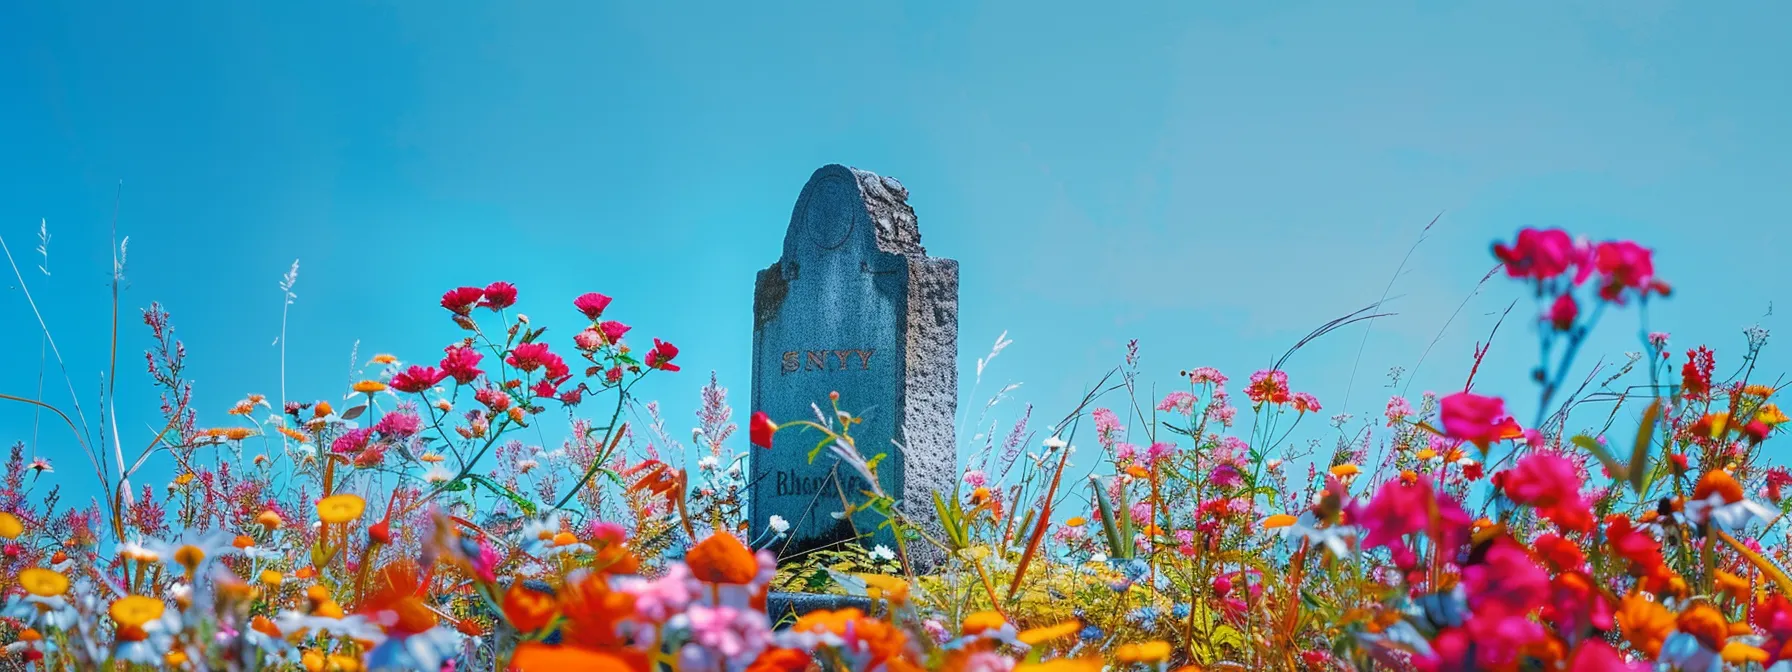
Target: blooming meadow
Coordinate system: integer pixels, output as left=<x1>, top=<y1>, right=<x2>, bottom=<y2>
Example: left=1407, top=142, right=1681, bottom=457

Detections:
left=0, top=228, right=1787, bottom=671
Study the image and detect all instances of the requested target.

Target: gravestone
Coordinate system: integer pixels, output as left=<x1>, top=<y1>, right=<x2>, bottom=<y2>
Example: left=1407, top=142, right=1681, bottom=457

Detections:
left=750, top=164, right=957, bottom=573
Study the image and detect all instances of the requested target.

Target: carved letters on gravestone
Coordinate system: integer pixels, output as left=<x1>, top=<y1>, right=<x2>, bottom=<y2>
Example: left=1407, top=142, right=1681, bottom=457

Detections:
left=749, top=165, right=957, bottom=569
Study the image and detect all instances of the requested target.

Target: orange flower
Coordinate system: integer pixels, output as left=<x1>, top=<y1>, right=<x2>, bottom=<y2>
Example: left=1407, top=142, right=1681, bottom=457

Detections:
left=222, top=427, right=256, bottom=441
left=1399, top=470, right=1419, bottom=485
left=1694, top=470, right=1745, bottom=504
left=358, top=561, right=437, bottom=636
left=685, top=532, right=758, bottom=584
left=1716, top=571, right=1751, bottom=604
left=860, top=574, right=910, bottom=604
left=503, top=581, right=560, bottom=633
left=557, top=573, right=638, bottom=650
left=1617, top=594, right=1675, bottom=657
left=1016, top=660, right=1104, bottom=672
left=277, top=426, right=310, bottom=443
left=745, top=648, right=812, bottom=672
left=509, top=643, right=649, bottom=671
left=962, top=611, right=1006, bottom=636
left=1677, top=603, right=1730, bottom=651
left=792, top=608, right=911, bottom=666
left=1261, top=514, right=1297, bottom=530
left=1329, top=464, right=1360, bottom=478
left=1018, top=619, right=1082, bottom=646
left=1115, top=640, right=1173, bottom=664
left=314, top=401, right=333, bottom=418
left=353, top=380, right=387, bottom=394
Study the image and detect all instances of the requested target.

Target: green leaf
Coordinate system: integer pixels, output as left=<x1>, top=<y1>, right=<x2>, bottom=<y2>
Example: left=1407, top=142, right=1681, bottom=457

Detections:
left=443, top=481, right=469, bottom=492
left=1630, top=398, right=1661, bottom=494
left=341, top=405, right=367, bottom=421
left=1571, top=434, right=1625, bottom=482
left=470, top=474, right=539, bottom=516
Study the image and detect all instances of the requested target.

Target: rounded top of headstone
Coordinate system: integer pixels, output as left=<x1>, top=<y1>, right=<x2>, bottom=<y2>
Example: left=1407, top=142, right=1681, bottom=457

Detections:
left=781, top=165, right=925, bottom=263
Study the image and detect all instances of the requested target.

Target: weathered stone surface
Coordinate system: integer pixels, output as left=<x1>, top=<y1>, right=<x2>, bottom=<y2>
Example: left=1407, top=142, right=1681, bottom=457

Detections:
left=749, top=164, right=957, bottom=571
left=765, top=592, right=876, bottom=625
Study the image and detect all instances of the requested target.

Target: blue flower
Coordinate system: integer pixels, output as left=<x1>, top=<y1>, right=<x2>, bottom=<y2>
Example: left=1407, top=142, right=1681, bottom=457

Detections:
left=1079, top=625, right=1104, bottom=641
left=1172, top=603, right=1191, bottom=619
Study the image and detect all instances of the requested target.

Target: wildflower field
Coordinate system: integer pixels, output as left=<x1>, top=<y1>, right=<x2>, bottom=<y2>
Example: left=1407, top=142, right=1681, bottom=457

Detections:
left=0, top=227, right=1786, bottom=672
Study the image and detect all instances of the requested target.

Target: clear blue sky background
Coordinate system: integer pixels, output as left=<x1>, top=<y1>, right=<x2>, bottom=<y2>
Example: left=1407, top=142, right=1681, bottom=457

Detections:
left=2, top=2, right=1787, bottom=509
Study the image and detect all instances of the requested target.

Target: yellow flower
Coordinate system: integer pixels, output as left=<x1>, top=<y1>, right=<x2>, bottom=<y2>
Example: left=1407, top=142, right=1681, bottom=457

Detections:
left=370, top=354, right=398, bottom=365
left=1759, top=404, right=1789, bottom=426
left=260, top=570, right=284, bottom=587
left=962, top=610, right=1007, bottom=635
left=19, top=568, right=69, bottom=597
left=317, top=493, right=367, bottom=524
left=1115, top=640, right=1173, bottom=664
left=1723, top=642, right=1770, bottom=664
left=1261, top=513, right=1298, bottom=529
left=1743, top=384, right=1778, bottom=398
left=1017, top=619, right=1081, bottom=645
left=110, top=595, right=167, bottom=627
left=258, top=510, right=285, bottom=530
left=174, top=472, right=196, bottom=486
left=859, top=574, right=910, bottom=604
left=0, top=512, right=22, bottom=539
left=165, top=650, right=189, bottom=666
left=1329, top=464, right=1360, bottom=478
left=1415, top=448, right=1438, bottom=460
left=1065, top=517, right=1087, bottom=527
left=353, top=380, right=387, bottom=394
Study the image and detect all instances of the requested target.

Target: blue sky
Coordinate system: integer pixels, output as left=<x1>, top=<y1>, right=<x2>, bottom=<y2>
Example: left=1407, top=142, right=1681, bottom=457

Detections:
left=2, top=1, right=1787, bottom=507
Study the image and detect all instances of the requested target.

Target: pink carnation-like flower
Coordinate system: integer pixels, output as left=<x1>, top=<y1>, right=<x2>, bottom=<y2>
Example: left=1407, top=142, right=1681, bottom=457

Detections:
left=1492, top=228, right=1588, bottom=282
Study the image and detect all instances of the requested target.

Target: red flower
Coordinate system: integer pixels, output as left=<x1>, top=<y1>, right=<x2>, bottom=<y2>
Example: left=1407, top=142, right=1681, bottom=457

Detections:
left=440, top=287, right=485, bottom=315
left=475, top=386, right=511, bottom=412
left=750, top=411, right=778, bottom=449
left=440, top=345, right=485, bottom=384
left=481, top=282, right=518, bottom=311
left=646, top=339, right=680, bottom=372
left=1245, top=369, right=1291, bottom=405
left=1682, top=346, right=1715, bottom=401
left=599, top=321, right=631, bottom=345
left=390, top=366, right=447, bottom=393
left=1548, top=293, right=1577, bottom=331
left=1493, top=228, right=1588, bottom=282
left=1438, top=392, right=1511, bottom=447
left=507, top=343, right=554, bottom=373
left=574, top=292, right=613, bottom=321
left=1592, top=241, right=1666, bottom=303
left=1498, top=453, right=1593, bottom=533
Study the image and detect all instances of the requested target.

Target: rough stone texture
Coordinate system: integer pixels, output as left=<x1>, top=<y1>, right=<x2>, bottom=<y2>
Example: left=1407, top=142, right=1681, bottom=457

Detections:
left=749, top=164, right=957, bottom=573
left=766, top=592, right=876, bottom=625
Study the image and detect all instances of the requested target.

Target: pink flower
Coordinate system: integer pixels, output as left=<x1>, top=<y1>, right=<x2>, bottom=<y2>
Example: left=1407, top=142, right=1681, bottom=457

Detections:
left=1461, top=539, right=1550, bottom=666
left=506, top=343, right=554, bottom=373
left=1548, top=293, right=1577, bottom=331
left=617, top=563, right=696, bottom=622
left=1155, top=391, right=1198, bottom=415
left=1291, top=392, right=1321, bottom=414
left=1592, top=240, right=1657, bottom=302
left=1246, top=370, right=1291, bottom=405
left=1492, top=228, right=1588, bottom=283
left=599, top=320, right=631, bottom=345
left=1385, top=396, right=1414, bottom=426
left=574, top=292, right=613, bottom=320
left=480, top=282, right=518, bottom=311
left=1355, top=475, right=1471, bottom=552
left=646, top=339, right=681, bottom=372
left=962, top=470, right=987, bottom=488
left=374, top=411, right=421, bottom=439
left=680, top=605, right=772, bottom=664
left=331, top=428, right=373, bottom=455
left=474, top=386, right=510, bottom=412
left=440, top=345, right=484, bottom=385
left=1186, top=367, right=1228, bottom=386
left=1497, top=453, right=1592, bottom=532
left=1438, top=392, right=1511, bottom=447
left=1568, top=640, right=1648, bottom=671
left=1146, top=442, right=1178, bottom=464
left=1093, top=408, right=1122, bottom=444
left=440, top=287, right=484, bottom=315
left=574, top=327, right=604, bottom=352
left=389, top=366, right=447, bottom=393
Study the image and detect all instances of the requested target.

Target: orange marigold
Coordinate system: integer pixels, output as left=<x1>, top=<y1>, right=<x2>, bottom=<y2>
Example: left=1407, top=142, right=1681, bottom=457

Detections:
left=686, top=532, right=758, bottom=585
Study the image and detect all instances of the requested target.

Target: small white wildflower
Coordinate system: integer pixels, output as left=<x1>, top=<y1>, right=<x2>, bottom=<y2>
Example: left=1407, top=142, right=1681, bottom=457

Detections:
left=1043, top=436, right=1066, bottom=450
left=698, top=456, right=720, bottom=471
left=424, top=465, right=454, bottom=484
left=871, top=545, right=896, bottom=561
left=768, top=515, right=790, bottom=535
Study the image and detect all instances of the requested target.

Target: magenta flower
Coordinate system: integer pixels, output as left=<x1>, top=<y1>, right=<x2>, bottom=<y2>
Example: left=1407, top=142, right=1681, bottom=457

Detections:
left=481, top=281, right=518, bottom=311
left=599, top=320, right=631, bottom=345
left=440, top=345, right=484, bottom=385
left=574, top=292, right=613, bottom=321
left=440, top=287, right=484, bottom=315
left=1492, top=228, right=1588, bottom=282
left=506, top=343, right=553, bottom=373
left=1438, top=392, right=1509, bottom=447
left=389, top=366, right=447, bottom=393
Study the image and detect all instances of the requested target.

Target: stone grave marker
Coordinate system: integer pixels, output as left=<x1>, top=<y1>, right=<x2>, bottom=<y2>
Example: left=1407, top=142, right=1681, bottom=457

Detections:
left=750, top=164, right=958, bottom=583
